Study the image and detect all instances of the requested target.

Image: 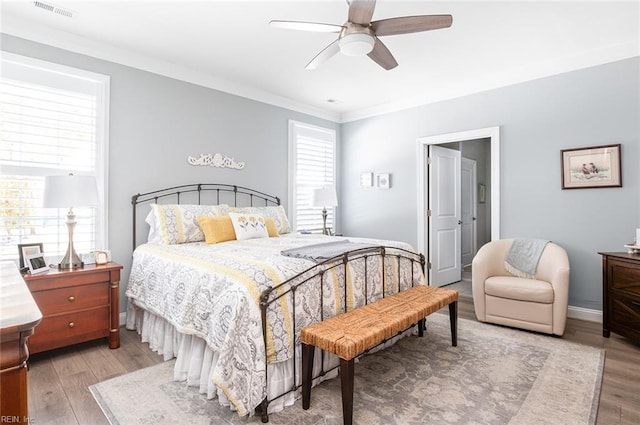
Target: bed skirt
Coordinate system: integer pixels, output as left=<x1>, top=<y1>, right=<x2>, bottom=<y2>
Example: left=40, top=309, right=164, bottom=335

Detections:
left=125, top=301, right=345, bottom=416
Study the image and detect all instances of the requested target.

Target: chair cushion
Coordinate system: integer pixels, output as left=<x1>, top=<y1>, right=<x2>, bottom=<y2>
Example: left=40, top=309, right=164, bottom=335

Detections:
left=485, top=276, right=554, bottom=304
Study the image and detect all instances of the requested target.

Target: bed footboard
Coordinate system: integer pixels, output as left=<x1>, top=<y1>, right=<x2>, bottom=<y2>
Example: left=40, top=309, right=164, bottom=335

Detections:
left=257, top=246, right=425, bottom=422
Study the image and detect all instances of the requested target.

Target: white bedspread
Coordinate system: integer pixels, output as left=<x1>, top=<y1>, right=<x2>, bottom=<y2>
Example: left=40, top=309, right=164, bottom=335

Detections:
left=125, top=234, right=424, bottom=416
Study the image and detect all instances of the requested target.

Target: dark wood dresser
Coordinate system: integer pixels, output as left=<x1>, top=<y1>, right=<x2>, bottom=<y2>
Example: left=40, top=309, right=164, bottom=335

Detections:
left=23, top=262, right=122, bottom=354
left=600, top=252, right=640, bottom=341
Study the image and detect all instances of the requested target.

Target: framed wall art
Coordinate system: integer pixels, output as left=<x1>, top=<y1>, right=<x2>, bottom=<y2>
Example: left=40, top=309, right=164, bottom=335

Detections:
left=376, top=173, right=391, bottom=189
left=560, top=144, right=621, bottom=189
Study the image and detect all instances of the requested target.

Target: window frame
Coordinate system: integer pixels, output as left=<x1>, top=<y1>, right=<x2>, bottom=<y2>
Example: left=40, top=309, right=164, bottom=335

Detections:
left=0, top=51, right=110, bottom=260
left=287, top=120, right=337, bottom=233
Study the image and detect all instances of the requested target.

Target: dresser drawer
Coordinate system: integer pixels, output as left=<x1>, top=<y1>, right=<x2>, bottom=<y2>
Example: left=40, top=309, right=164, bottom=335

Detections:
left=28, top=306, right=110, bottom=353
left=607, top=259, right=640, bottom=296
left=609, top=293, right=640, bottom=329
left=31, top=283, right=109, bottom=315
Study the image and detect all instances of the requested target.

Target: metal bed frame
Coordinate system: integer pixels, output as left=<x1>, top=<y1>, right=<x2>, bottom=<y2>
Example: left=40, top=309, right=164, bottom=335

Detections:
left=131, top=183, right=425, bottom=422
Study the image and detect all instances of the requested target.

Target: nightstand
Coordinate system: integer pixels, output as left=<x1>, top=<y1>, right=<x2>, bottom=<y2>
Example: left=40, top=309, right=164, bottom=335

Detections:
left=23, top=262, right=123, bottom=354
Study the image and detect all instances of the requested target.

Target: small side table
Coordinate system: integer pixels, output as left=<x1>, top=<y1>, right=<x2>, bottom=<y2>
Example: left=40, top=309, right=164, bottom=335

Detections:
left=23, top=262, right=123, bottom=353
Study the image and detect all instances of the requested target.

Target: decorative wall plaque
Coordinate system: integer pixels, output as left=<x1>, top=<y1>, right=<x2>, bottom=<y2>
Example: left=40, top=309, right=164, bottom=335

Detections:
left=187, top=153, right=245, bottom=169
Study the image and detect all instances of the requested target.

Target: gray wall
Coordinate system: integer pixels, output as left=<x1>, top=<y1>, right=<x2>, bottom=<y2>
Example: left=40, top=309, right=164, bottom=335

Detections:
left=1, top=34, right=340, bottom=313
left=3, top=33, right=638, bottom=312
left=341, top=57, right=639, bottom=310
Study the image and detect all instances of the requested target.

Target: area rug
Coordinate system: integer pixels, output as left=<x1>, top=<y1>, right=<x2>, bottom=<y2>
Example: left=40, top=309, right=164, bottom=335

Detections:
left=90, top=314, right=604, bottom=425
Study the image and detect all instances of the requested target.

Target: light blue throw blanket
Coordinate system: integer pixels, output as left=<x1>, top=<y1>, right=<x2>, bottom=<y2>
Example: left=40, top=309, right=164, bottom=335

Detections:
left=281, top=240, right=379, bottom=263
left=504, top=239, right=550, bottom=279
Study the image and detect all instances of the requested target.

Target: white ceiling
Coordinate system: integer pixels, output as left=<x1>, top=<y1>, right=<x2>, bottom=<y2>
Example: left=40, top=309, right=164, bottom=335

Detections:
left=1, top=0, right=639, bottom=122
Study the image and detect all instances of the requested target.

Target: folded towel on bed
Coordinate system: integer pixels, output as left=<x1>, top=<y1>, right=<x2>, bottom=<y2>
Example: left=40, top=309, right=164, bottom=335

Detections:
left=504, top=239, right=550, bottom=279
left=281, top=240, right=379, bottom=263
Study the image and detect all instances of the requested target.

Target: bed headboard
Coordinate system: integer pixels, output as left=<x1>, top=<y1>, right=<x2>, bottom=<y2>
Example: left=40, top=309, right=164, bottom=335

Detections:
left=132, top=183, right=281, bottom=250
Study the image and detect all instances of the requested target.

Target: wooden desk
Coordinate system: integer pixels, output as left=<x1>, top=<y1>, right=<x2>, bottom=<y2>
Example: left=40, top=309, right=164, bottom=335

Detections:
left=0, top=261, right=42, bottom=423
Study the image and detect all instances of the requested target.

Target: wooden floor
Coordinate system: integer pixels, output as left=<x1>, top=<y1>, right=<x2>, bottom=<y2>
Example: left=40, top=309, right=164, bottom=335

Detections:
left=26, top=297, right=640, bottom=424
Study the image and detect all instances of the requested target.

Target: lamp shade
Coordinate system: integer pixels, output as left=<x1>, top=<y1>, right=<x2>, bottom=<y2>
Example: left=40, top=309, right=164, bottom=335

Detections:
left=43, top=174, right=99, bottom=208
left=311, top=187, right=338, bottom=207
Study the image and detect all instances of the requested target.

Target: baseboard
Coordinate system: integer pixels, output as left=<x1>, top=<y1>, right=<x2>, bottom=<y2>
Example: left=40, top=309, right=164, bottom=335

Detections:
left=120, top=304, right=603, bottom=326
left=567, top=305, right=602, bottom=323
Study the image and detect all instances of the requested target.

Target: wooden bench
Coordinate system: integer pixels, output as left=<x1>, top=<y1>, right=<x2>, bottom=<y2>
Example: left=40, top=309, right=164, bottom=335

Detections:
left=300, top=285, right=459, bottom=425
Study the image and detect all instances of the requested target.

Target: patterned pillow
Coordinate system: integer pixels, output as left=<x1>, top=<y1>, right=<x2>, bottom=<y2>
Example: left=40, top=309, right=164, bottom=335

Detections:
left=229, top=205, right=291, bottom=234
left=145, top=204, right=229, bottom=244
left=228, top=213, right=269, bottom=241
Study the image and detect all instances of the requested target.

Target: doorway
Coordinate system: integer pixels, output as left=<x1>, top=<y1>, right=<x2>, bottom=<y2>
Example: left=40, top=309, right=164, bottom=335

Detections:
left=416, top=127, right=501, bottom=286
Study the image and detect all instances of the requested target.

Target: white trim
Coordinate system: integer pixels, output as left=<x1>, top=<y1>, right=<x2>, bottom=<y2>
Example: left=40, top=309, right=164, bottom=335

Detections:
left=567, top=305, right=602, bottom=324
left=416, top=127, right=500, bottom=256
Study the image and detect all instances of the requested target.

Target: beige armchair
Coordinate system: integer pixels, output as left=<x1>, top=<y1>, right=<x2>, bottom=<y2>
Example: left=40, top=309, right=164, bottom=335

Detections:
left=471, top=239, right=570, bottom=336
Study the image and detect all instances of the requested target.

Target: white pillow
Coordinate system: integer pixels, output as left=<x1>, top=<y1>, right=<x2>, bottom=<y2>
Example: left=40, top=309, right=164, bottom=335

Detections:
left=229, top=205, right=291, bottom=234
left=228, top=212, right=269, bottom=241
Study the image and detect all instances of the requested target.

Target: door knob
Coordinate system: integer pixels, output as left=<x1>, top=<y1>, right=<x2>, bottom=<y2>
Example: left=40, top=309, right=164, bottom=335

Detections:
left=458, top=220, right=462, bottom=225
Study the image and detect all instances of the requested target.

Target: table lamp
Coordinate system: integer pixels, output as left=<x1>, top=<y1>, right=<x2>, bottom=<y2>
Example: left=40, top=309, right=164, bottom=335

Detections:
left=311, top=187, right=338, bottom=235
left=43, top=174, right=99, bottom=269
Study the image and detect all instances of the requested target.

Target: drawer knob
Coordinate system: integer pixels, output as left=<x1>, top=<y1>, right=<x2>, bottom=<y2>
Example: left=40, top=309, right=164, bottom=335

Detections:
left=68, top=322, right=75, bottom=328
left=68, top=296, right=75, bottom=302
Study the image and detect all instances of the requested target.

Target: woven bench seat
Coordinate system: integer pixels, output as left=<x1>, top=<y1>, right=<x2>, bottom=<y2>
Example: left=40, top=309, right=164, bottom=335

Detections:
left=301, top=285, right=459, bottom=425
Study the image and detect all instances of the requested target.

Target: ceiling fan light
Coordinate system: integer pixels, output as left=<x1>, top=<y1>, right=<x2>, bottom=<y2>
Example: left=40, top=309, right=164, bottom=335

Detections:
left=339, top=33, right=374, bottom=56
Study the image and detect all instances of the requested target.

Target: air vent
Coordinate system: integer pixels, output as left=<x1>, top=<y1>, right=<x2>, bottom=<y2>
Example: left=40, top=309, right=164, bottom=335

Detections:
left=33, top=1, right=76, bottom=18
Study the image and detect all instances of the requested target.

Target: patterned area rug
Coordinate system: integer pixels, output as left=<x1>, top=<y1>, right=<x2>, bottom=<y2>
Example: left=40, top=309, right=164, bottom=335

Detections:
left=90, top=314, right=604, bottom=425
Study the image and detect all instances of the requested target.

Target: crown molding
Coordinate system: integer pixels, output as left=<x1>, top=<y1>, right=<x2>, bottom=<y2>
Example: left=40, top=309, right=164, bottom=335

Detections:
left=340, top=40, right=640, bottom=123
left=1, top=16, right=342, bottom=123
left=3, top=14, right=638, bottom=125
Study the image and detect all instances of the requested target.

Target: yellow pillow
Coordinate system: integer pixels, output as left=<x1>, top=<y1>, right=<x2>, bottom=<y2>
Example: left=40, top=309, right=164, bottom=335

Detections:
left=265, top=218, right=279, bottom=237
left=197, top=216, right=236, bottom=244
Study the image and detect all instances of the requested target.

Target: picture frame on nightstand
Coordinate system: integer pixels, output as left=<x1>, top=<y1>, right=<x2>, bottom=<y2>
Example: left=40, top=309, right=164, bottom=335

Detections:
left=25, top=252, right=49, bottom=274
left=18, top=242, right=43, bottom=270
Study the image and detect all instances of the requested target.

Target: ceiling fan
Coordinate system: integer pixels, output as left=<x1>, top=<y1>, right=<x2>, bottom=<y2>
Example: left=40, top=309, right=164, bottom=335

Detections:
left=270, top=0, right=452, bottom=70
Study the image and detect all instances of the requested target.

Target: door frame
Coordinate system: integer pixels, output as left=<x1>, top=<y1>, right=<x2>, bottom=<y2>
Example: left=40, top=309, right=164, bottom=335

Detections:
left=416, top=126, right=501, bottom=256
left=461, top=156, right=478, bottom=267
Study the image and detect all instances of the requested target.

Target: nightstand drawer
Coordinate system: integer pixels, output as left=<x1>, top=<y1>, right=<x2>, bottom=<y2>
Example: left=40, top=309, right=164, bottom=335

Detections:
left=31, top=282, right=109, bottom=315
left=28, top=306, right=110, bottom=353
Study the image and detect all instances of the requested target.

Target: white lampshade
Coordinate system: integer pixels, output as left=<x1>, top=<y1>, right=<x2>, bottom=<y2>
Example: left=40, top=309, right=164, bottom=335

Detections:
left=312, top=187, right=338, bottom=208
left=43, top=174, right=99, bottom=208
left=339, top=33, right=375, bottom=56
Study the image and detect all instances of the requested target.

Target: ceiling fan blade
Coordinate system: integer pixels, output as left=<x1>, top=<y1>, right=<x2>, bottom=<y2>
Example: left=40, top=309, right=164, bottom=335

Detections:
left=371, top=15, right=453, bottom=36
left=367, top=38, right=398, bottom=70
left=305, top=39, right=341, bottom=70
left=270, top=20, right=343, bottom=33
left=348, top=0, right=377, bottom=26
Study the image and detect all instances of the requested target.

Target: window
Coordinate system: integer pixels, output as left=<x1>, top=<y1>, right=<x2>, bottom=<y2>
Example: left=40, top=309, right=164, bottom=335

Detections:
left=0, top=52, right=109, bottom=262
left=288, top=120, right=337, bottom=232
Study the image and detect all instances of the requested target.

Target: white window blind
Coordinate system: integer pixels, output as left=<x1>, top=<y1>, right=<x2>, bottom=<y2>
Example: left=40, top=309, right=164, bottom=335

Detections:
left=0, top=53, right=109, bottom=263
left=288, top=121, right=336, bottom=232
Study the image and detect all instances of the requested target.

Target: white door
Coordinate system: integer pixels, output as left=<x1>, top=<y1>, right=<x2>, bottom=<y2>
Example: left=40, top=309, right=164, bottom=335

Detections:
left=461, top=158, right=477, bottom=267
left=428, top=145, right=462, bottom=286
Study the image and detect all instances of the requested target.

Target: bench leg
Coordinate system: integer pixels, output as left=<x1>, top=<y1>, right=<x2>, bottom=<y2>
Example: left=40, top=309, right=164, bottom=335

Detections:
left=418, top=318, right=426, bottom=337
left=302, top=343, right=315, bottom=410
left=340, top=358, right=355, bottom=425
left=449, top=301, right=458, bottom=347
